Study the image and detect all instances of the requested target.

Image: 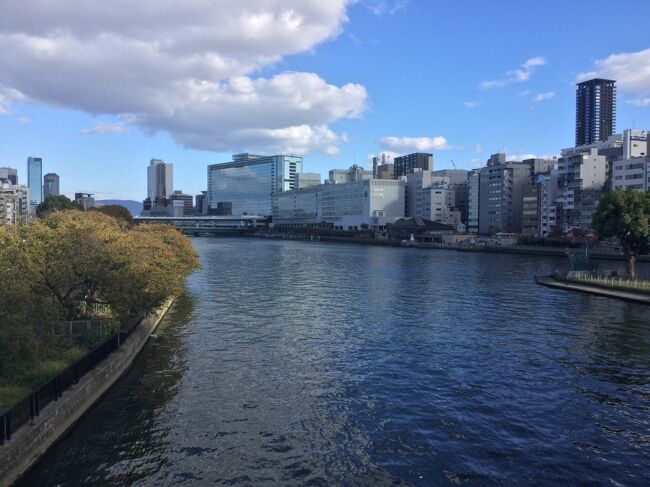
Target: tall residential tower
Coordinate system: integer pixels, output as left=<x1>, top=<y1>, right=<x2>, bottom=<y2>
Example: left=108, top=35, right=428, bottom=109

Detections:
left=575, top=78, right=616, bottom=147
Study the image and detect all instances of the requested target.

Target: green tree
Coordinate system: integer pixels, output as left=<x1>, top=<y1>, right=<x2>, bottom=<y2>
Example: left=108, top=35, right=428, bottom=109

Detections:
left=36, top=195, right=82, bottom=217
left=592, top=189, right=650, bottom=280
left=91, top=205, right=134, bottom=225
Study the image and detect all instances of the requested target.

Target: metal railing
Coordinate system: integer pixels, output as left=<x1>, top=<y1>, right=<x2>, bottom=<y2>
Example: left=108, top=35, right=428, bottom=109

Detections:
left=0, top=312, right=144, bottom=445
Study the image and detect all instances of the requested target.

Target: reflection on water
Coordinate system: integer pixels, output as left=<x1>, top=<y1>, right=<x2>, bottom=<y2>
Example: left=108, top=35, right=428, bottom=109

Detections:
left=21, top=239, right=650, bottom=486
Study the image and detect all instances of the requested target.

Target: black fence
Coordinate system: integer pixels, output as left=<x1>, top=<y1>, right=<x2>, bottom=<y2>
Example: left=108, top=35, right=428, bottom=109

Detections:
left=1, top=311, right=146, bottom=445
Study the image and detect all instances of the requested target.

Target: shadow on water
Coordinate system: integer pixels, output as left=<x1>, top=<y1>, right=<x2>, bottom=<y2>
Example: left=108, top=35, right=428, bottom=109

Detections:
left=18, top=293, right=195, bottom=487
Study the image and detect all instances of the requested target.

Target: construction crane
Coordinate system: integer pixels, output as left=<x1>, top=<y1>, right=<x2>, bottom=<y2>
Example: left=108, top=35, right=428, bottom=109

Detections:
left=450, top=159, right=457, bottom=169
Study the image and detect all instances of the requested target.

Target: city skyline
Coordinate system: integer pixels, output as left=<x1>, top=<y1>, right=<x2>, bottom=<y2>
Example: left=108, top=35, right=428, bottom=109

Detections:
left=0, top=1, right=649, bottom=200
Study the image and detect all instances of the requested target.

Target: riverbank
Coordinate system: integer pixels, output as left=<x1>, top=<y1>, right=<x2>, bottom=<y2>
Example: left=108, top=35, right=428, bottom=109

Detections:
left=0, top=298, right=175, bottom=487
left=535, top=275, right=650, bottom=304
left=251, top=233, right=650, bottom=263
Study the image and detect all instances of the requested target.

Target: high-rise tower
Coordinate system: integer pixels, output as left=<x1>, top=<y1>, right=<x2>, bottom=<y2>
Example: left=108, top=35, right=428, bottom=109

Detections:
left=27, top=156, right=43, bottom=208
left=575, top=78, right=616, bottom=146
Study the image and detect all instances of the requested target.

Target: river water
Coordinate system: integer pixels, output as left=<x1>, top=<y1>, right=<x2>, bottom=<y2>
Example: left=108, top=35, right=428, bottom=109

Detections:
left=20, top=238, right=650, bottom=486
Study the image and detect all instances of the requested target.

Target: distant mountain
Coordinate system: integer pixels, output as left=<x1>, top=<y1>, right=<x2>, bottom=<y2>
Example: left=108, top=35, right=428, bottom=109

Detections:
left=96, top=199, right=143, bottom=216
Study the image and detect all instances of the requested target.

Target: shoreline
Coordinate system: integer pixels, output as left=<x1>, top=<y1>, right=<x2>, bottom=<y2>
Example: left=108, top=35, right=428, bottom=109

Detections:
left=0, top=298, right=175, bottom=487
left=217, top=232, right=650, bottom=263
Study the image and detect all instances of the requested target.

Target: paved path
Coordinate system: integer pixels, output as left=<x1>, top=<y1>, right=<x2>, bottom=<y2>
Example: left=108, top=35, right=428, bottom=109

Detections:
left=535, top=276, right=650, bottom=304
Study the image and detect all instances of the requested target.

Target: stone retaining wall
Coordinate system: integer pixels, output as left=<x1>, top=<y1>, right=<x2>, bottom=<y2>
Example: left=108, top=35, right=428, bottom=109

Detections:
left=0, top=298, right=174, bottom=487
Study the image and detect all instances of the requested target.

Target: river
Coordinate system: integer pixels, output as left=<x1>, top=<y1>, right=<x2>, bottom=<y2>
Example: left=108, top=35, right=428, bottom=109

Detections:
left=20, top=238, right=650, bottom=486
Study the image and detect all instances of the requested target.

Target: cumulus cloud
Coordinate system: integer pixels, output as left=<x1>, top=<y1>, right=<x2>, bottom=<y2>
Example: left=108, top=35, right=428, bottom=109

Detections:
left=82, top=121, right=130, bottom=135
left=0, top=0, right=367, bottom=155
left=532, top=91, right=554, bottom=102
left=479, top=56, right=546, bottom=89
left=577, top=48, right=650, bottom=94
left=379, top=136, right=450, bottom=152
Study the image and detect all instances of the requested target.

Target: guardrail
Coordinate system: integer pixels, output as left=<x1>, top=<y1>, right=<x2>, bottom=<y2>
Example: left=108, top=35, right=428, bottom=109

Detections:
left=0, top=312, right=144, bottom=445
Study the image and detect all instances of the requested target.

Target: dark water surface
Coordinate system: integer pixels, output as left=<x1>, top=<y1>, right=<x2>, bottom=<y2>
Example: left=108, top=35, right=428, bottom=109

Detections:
left=20, top=238, right=650, bottom=486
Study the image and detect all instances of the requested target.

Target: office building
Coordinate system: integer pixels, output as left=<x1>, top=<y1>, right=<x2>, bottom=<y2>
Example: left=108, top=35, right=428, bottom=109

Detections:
left=555, top=149, right=607, bottom=231
left=43, top=173, right=60, bottom=199
left=575, top=78, right=616, bottom=146
left=27, top=157, right=43, bottom=211
left=0, top=182, right=30, bottom=226
left=612, top=158, right=650, bottom=191
left=147, top=159, right=173, bottom=202
left=295, top=172, right=321, bottom=189
left=467, top=170, right=480, bottom=234
left=169, top=190, right=194, bottom=216
left=74, top=192, right=95, bottom=211
left=393, top=153, right=433, bottom=179
left=478, top=155, right=532, bottom=234
left=521, top=184, right=540, bottom=236
left=538, top=168, right=559, bottom=237
left=433, top=169, right=469, bottom=223
left=328, top=165, right=372, bottom=184
left=208, top=153, right=302, bottom=217
left=195, top=191, right=208, bottom=215
left=373, top=154, right=395, bottom=180
left=274, top=179, right=405, bottom=230
left=0, top=167, right=18, bottom=185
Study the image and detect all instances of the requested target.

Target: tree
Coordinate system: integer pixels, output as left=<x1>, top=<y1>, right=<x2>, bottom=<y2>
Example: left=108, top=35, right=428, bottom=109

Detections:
left=36, top=195, right=83, bottom=217
left=592, top=189, right=650, bottom=280
left=91, top=204, right=134, bottom=225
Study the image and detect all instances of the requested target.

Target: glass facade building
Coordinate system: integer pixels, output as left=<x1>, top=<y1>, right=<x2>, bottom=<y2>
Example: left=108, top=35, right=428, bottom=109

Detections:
left=27, top=157, right=43, bottom=207
left=207, top=154, right=302, bottom=217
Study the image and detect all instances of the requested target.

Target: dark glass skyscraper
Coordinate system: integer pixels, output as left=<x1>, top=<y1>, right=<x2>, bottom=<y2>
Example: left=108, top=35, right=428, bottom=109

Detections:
left=575, top=78, right=616, bottom=146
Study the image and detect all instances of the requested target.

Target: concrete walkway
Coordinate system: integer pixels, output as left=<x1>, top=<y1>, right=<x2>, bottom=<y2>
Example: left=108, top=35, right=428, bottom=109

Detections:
left=535, top=276, right=650, bottom=304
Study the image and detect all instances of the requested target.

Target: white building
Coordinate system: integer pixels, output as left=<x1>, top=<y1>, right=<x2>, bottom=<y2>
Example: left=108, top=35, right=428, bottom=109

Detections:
left=612, top=157, right=650, bottom=191
left=147, top=159, right=173, bottom=202
left=0, top=182, right=30, bottom=227
left=405, top=170, right=462, bottom=230
left=556, top=148, right=608, bottom=231
left=274, top=179, right=405, bottom=230
left=328, top=165, right=372, bottom=184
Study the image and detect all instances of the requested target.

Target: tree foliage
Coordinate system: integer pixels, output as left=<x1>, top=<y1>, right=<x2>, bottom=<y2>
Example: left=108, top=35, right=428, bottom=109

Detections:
left=0, top=211, right=199, bottom=376
left=36, top=195, right=83, bottom=217
left=91, top=204, right=133, bottom=225
left=593, top=189, right=650, bottom=279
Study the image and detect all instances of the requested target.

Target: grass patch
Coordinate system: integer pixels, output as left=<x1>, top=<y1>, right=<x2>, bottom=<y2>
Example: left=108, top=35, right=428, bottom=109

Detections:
left=0, top=345, right=87, bottom=411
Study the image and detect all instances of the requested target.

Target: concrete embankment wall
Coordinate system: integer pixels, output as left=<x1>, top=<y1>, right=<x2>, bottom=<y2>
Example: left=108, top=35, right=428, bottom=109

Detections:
left=0, top=298, right=174, bottom=487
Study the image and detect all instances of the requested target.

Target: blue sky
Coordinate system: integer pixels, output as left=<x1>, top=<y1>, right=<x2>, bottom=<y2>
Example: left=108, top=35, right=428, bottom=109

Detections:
left=0, top=0, right=649, bottom=200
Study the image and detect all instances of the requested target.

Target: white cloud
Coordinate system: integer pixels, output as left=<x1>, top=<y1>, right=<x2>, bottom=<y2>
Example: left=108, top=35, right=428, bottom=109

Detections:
left=532, top=91, right=554, bottom=102
left=378, top=136, right=450, bottom=152
left=16, top=116, right=29, bottom=124
left=628, top=98, right=650, bottom=107
left=82, top=121, right=130, bottom=134
left=0, top=0, right=366, bottom=155
left=577, top=48, right=650, bottom=94
left=366, top=0, right=407, bottom=16
left=479, top=56, right=547, bottom=89
left=464, top=100, right=480, bottom=109
left=475, top=144, right=483, bottom=153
